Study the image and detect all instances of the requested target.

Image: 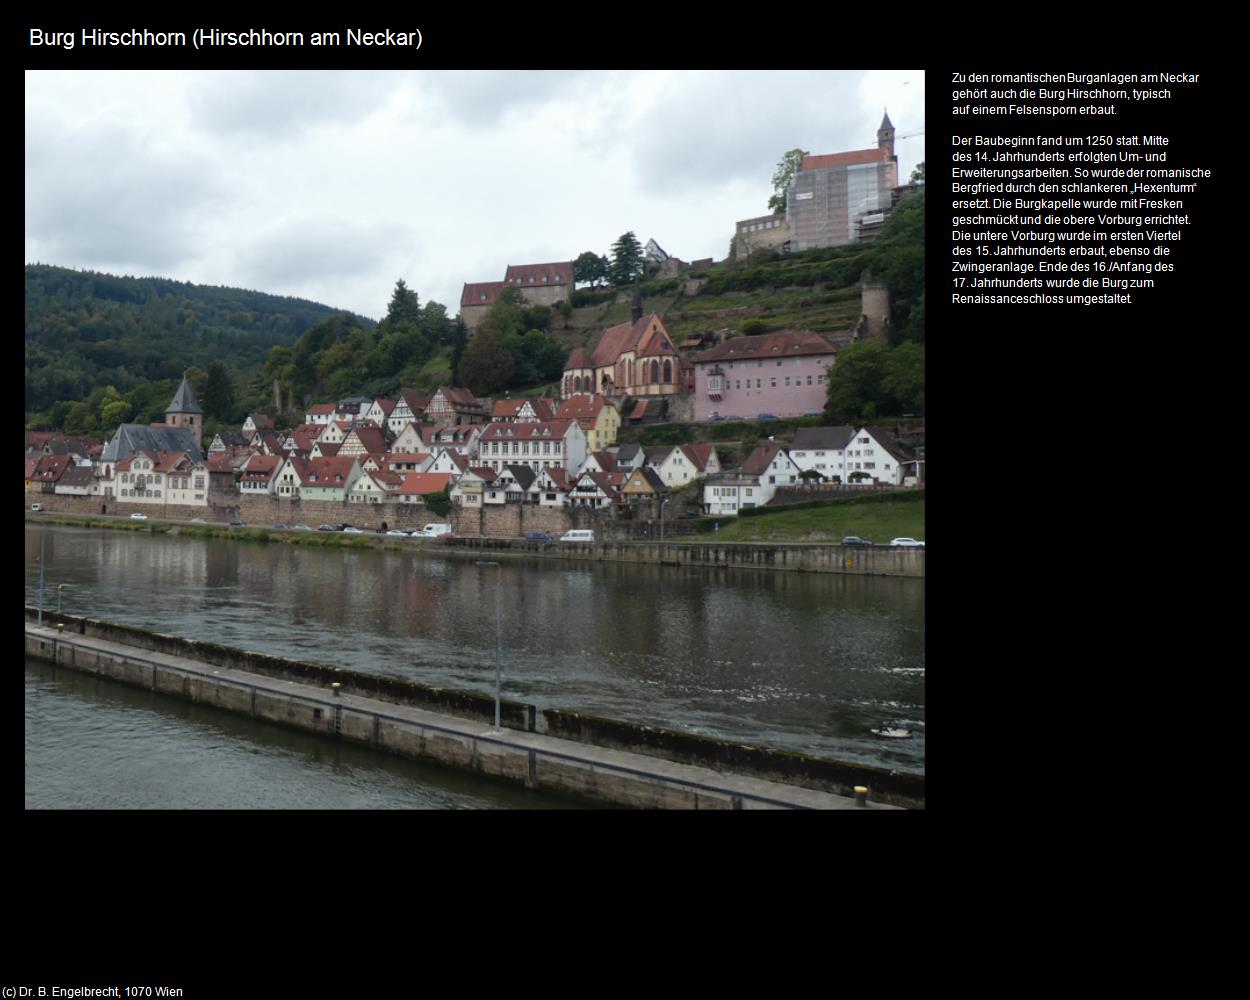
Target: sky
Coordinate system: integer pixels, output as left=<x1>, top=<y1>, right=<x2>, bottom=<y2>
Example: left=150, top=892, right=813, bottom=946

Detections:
left=25, top=70, right=925, bottom=322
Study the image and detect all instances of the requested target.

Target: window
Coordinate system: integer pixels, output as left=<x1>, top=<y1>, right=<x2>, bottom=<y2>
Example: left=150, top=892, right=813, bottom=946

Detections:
left=785, top=377, right=791, bottom=386
left=756, top=379, right=762, bottom=388
left=770, top=378, right=777, bottom=387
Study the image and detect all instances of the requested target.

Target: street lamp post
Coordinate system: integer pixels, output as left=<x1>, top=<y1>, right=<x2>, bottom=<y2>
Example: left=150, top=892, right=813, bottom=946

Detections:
left=476, top=560, right=503, bottom=730
left=37, top=532, right=46, bottom=624
left=57, top=583, right=69, bottom=614
left=660, top=497, right=671, bottom=545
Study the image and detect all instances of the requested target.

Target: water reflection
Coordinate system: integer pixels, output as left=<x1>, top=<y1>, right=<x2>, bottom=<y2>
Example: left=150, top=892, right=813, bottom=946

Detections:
left=27, top=524, right=924, bottom=770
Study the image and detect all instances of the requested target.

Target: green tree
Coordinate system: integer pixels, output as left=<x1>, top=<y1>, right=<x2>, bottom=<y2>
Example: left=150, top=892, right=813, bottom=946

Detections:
left=609, top=232, right=644, bottom=286
left=574, top=251, right=609, bottom=288
left=882, top=342, right=925, bottom=414
left=457, top=327, right=514, bottom=396
left=768, top=148, right=809, bottom=214
left=910, top=161, right=926, bottom=183
left=420, top=300, right=452, bottom=345
left=380, top=279, right=421, bottom=335
left=825, top=341, right=887, bottom=423
left=202, top=361, right=235, bottom=420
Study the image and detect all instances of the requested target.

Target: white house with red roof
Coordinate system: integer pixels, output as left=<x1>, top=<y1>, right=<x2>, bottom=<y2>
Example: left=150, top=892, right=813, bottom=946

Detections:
left=426, top=449, right=470, bottom=477
left=339, top=424, right=389, bottom=458
left=305, top=403, right=337, bottom=425
left=348, top=469, right=403, bottom=504
left=568, top=470, right=626, bottom=509
left=396, top=472, right=453, bottom=504
left=450, top=468, right=494, bottom=509
left=299, top=456, right=362, bottom=501
left=386, top=393, right=432, bottom=435
left=531, top=467, right=573, bottom=507
left=239, top=454, right=282, bottom=495
left=478, top=419, right=586, bottom=475
left=739, top=444, right=802, bottom=504
left=273, top=456, right=312, bottom=498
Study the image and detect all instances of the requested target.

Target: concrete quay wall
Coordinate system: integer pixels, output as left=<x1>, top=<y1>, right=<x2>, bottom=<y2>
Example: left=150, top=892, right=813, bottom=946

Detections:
left=454, top=536, right=925, bottom=578
left=25, top=622, right=898, bottom=810
left=25, top=608, right=923, bottom=808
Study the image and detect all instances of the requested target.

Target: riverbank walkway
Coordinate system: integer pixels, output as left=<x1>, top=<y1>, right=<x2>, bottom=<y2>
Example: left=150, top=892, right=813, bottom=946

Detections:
left=25, top=623, right=899, bottom=810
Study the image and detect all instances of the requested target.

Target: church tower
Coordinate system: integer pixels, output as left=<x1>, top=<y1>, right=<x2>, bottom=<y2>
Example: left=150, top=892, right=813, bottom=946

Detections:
left=165, top=372, right=204, bottom=441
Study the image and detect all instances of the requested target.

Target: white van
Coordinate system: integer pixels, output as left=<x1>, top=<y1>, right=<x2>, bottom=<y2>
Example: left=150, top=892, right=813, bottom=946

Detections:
left=421, top=523, right=453, bottom=538
left=560, top=529, right=595, bottom=543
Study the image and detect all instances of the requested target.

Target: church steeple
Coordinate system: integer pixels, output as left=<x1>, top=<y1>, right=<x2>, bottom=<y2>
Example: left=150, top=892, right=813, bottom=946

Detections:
left=165, top=371, right=203, bottom=438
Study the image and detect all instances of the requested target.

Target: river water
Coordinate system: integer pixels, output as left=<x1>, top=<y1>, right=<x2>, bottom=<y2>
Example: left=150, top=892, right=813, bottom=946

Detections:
left=25, top=524, right=925, bottom=803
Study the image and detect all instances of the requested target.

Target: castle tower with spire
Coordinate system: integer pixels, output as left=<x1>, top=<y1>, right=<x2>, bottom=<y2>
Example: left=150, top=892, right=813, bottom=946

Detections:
left=165, top=372, right=203, bottom=441
left=877, top=110, right=896, bottom=160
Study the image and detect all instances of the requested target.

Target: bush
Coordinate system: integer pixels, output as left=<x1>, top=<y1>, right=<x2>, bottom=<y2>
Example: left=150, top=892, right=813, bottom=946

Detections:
left=741, top=319, right=767, bottom=336
left=570, top=288, right=616, bottom=308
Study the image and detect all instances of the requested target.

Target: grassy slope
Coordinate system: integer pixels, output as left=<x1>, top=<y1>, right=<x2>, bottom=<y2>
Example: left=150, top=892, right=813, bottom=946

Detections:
left=689, top=499, right=924, bottom=544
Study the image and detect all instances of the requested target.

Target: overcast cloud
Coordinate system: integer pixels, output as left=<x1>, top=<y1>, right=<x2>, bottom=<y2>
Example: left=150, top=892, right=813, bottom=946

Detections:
left=25, top=70, right=925, bottom=320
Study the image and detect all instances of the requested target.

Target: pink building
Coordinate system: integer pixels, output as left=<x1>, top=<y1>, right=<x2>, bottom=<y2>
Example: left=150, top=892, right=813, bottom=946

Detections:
left=691, top=330, right=837, bottom=422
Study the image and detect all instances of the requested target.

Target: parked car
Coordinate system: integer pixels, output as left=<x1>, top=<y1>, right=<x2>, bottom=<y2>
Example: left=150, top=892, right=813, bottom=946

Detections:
left=130, top=512, right=148, bottom=520
left=841, top=536, right=872, bottom=547
left=189, top=518, right=206, bottom=524
left=757, top=413, right=778, bottom=420
left=386, top=529, right=410, bottom=537
left=273, top=522, right=287, bottom=529
left=228, top=519, right=245, bottom=527
left=292, top=524, right=312, bottom=531
left=525, top=531, right=554, bottom=543
left=317, top=524, right=335, bottom=532
left=342, top=526, right=364, bottom=534
left=560, top=529, right=595, bottom=543
left=421, top=523, right=453, bottom=538
left=30, top=503, right=42, bottom=512
left=890, top=537, right=924, bottom=547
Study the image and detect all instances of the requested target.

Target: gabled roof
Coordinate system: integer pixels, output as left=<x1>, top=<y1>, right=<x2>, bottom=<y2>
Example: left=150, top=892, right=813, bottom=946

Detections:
left=503, top=262, right=572, bottom=287
left=308, top=403, right=337, bottom=415
left=461, top=281, right=506, bottom=308
left=244, top=453, right=282, bottom=472
left=624, top=467, right=668, bottom=494
left=590, top=314, right=674, bottom=369
left=542, top=467, right=573, bottom=491
left=556, top=394, right=608, bottom=421
left=500, top=465, right=537, bottom=491
left=862, top=426, right=913, bottom=464
left=466, top=466, right=498, bottom=483
left=588, top=450, right=616, bottom=471
left=493, top=398, right=556, bottom=421
left=480, top=419, right=577, bottom=442
left=616, top=443, right=642, bottom=464
left=643, top=446, right=674, bottom=465
left=245, top=413, right=274, bottom=429
left=790, top=426, right=857, bottom=451
left=681, top=443, right=716, bottom=472
left=434, top=386, right=483, bottom=410
left=278, top=456, right=314, bottom=484
left=398, top=472, right=452, bottom=495
left=563, top=347, right=592, bottom=371
left=741, top=444, right=788, bottom=476
left=56, top=465, right=95, bottom=489
left=800, top=148, right=890, bottom=171
left=102, top=424, right=202, bottom=464
left=31, top=454, right=73, bottom=481
left=344, top=426, right=388, bottom=454
left=695, top=330, right=837, bottom=364
left=166, top=374, right=203, bottom=414
left=371, top=398, right=397, bottom=417
left=305, top=456, right=359, bottom=484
